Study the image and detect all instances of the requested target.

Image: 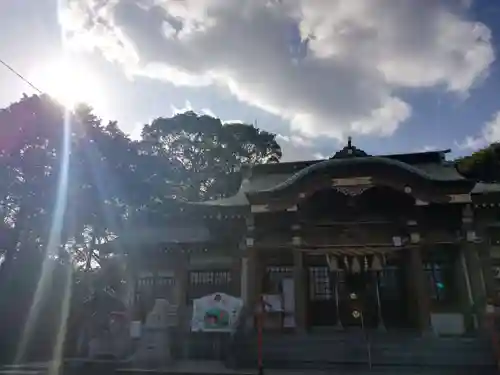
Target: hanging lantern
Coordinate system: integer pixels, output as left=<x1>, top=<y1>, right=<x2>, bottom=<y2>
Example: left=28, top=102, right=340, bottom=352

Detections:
left=466, top=230, right=476, bottom=242
left=392, top=236, right=402, bottom=247
left=326, top=254, right=339, bottom=271
left=371, top=254, right=383, bottom=271
left=410, top=232, right=420, bottom=244
left=351, top=257, right=361, bottom=274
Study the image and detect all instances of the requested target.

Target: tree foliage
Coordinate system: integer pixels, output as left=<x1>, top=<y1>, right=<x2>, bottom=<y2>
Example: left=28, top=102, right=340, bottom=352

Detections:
left=140, top=111, right=281, bottom=202
left=456, top=143, right=500, bottom=183
left=0, top=94, right=281, bottom=362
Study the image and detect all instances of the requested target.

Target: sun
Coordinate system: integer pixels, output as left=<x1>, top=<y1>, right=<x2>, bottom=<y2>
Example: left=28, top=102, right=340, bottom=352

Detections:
left=30, top=58, right=105, bottom=109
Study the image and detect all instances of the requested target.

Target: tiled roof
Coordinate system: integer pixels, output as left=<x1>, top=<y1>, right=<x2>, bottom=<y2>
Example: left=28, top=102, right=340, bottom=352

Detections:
left=194, top=157, right=473, bottom=207
left=472, top=182, right=500, bottom=194
left=99, top=225, right=212, bottom=251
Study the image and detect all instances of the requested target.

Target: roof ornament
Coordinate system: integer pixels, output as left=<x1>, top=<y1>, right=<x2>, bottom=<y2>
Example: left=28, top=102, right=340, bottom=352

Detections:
left=330, top=136, right=370, bottom=159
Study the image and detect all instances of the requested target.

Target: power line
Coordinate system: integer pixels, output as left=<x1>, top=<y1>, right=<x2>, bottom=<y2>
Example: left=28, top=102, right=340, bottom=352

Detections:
left=0, top=57, right=43, bottom=94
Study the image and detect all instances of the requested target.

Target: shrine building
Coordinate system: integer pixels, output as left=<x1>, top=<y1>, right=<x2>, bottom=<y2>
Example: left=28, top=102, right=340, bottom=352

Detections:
left=106, top=141, right=500, bottom=366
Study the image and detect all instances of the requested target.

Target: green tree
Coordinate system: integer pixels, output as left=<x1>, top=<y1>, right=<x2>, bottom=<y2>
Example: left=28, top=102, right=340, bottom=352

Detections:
left=0, top=96, right=137, bottom=361
left=139, top=111, right=282, bottom=202
left=0, top=94, right=65, bottom=277
left=0, top=94, right=70, bottom=362
left=456, top=143, right=500, bottom=183
left=0, top=95, right=282, bottom=361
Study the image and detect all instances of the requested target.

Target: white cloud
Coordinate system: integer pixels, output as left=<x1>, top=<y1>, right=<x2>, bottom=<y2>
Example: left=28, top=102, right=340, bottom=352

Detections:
left=457, top=111, right=500, bottom=150
left=351, top=97, right=411, bottom=136
left=277, top=134, right=327, bottom=161
left=129, top=122, right=144, bottom=140
left=60, top=0, right=494, bottom=141
left=484, top=112, right=500, bottom=143
left=313, top=152, right=327, bottom=160
left=419, top=145, right=439, bottom=152
left=170, top=100, right=193, bottom=115
left=200, top=107, right=216, bottom=118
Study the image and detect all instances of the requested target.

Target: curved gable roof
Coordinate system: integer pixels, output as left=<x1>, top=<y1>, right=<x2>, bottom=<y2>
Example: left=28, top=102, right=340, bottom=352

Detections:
left=250, top=157, right=465, bottom=197
left=247, top=156, right=474, bottom=203
left=192, top=155, right=473, bottom=208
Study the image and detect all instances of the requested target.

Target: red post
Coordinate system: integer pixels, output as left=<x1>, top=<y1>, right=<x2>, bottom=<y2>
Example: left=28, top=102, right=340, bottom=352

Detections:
left=257, top=295, right=264, bottom=375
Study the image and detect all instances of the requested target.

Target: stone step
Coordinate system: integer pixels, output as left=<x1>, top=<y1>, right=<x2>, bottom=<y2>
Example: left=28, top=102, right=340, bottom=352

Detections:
left=229, top=333, right=496, bottom=369
left=7, top=366, right=491, bottom=375
left=243, top=336, right=492, bottom=351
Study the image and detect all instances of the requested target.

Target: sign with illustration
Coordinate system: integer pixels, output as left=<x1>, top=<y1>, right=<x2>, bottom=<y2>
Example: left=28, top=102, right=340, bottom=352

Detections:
left=262, top=294, right=283, bottom=312
left=191, top=293, right=243, bottom=332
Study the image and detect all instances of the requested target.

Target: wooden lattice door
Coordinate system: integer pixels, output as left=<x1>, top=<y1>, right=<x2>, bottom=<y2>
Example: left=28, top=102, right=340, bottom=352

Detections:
left=187, top=269, right=232, bottom=302
left=308, top=266, right=338, bottom=326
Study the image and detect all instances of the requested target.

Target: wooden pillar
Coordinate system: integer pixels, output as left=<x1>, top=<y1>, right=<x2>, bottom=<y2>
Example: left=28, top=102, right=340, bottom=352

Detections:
left=125, top=261, right=138, bottom=314
left=174, top=252, right=189, bottom=328
left=245, top=249, right=256, bottom=331
left=240, top=256, right=249, bottom=303
left=246, top=248, right=260, bottom=308
left=463, top=243, right=487, bottom=321
left=171, top=252, right=188, bottom=359
left=231, top=255, right=242, bottom=297
left=293, top=250, right=307, bottom=332
left=473, top=205, right=496, bottom=300
left=455, top=248, right=475, bottom=332
left=405, top=218, right=431, bottom=332
left=461, top=204, right=488, bottom=327
left=245, top=214, right=258, bottom=307
left=409, top=246, right=432, bottom=333
left=463, top=243, right=485, bottom=300
left=479, top=242, right=496, bottom=300
left=245, top=248, right=264, bottom=330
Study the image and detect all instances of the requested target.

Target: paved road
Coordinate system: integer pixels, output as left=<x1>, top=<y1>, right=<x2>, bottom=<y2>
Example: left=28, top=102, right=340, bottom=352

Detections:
left=1, top=361, right=496, bottom=375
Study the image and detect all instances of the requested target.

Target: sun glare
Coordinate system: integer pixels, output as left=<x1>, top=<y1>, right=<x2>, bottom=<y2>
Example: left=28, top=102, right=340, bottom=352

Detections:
left=30, top=58, right=105, bottom=109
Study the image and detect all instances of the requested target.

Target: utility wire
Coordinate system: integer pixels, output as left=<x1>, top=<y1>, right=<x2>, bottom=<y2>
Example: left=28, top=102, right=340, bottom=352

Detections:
left=0, top=57, right=43, bottom=94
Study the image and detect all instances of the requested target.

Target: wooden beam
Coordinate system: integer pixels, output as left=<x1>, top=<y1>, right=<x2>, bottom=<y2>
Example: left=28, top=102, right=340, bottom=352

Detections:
left=251, top=204, right=270, bottom=213
left=449, top=194, right=472, bottom=203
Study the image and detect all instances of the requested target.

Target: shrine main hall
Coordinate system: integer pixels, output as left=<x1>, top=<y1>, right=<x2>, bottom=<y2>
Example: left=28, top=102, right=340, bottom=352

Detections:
left=120, top=141, right=500, bottom=341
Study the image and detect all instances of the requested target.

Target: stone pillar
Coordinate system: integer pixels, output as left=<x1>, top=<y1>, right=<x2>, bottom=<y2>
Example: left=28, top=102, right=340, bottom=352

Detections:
left=133, top=299, right=173, bottom=366
left=409, top=247, right=432, bottom=333
left=293, top=250, right=307, bottom=332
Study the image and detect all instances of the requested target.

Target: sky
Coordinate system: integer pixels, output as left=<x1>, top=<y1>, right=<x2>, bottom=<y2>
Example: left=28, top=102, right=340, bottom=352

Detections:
left=1, top=0, right=500, bottom=161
